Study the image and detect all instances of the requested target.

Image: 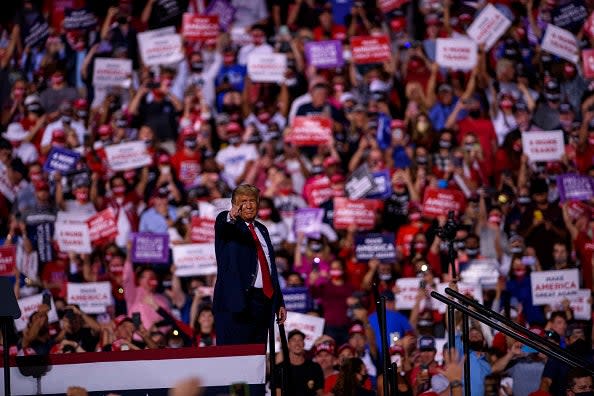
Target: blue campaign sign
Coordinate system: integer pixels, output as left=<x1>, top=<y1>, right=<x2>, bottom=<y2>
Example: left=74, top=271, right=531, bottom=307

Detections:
left=43, top=147, right=81, bottom=173
left=282, top=287, right=313, bottom=313
left=366, top=170, right=392, bottom=199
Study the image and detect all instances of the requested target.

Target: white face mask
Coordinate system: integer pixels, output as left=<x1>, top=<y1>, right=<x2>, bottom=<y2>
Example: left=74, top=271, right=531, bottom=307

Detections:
left=160, top=166, right=171, bottom=175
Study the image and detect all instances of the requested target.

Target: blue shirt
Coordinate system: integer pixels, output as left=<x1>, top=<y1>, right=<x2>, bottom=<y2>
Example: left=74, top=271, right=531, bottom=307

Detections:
left=139, top=206, right=177, bottom=234
left=429, top=98, right=459, bottom=132
left=454, top=335, right=492, bottom=396
left=368, top=309, right=412, bottom=357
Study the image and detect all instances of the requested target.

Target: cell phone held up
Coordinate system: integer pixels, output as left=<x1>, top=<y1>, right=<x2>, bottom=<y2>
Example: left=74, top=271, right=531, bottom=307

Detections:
left=42, top=292, right=52, bottom=308
left=132, top=312, right=141, bottom=329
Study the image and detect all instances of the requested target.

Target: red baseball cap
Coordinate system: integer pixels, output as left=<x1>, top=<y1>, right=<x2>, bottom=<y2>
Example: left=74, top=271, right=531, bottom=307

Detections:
left=181, top=126, right=197, bottom=137
left=226, top=122, right=243, bottom=134
left=52, top=129, right=66, bottom=142
left=158, top=153, right=171, bottom=165
left=34, top=179, right=50, bottom=191
left=73, top=98, right=88, bottom=109
left=98, top=124, right=113, bottom=136
left=348, top=321, right=366, bottom=337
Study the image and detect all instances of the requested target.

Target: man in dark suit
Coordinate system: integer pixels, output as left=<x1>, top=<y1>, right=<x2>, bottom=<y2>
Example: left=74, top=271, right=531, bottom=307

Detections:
left=214, top=184, right=286, bottom=345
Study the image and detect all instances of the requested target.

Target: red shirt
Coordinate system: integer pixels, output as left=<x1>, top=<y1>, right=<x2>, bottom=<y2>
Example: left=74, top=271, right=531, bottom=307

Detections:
left=457, top=117, right=497, bottom=178
left=171, top=149, right=201, bottom=187
left=575, top=231, right=594, bottom=289
left=313, top=25, right=347, bottom=41
left=41, top=261, right=68, bottom=298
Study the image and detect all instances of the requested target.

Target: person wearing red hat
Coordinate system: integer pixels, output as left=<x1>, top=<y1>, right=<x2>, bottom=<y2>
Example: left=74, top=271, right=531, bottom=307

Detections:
left=347, top=320, right=378, bottom=386
left=171, top=127, right=202, bottom=188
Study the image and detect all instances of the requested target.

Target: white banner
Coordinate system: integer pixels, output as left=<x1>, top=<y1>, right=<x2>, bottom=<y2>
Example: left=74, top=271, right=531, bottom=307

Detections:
left=138, top=31, right=184, bottom=66
left=460, top=258, right=500, bottom=286
left=247, top=53, right=287, bottom=83
left=541, top=24, right=579, bottom=64
left=105, top=141, right=153, bottom=171
left=67, top=282, right=112, bottom=314
left=466, top=4, right=512, bottom=50
left=567, top=289, right=592, bottom=320
left=394, top=278, right=421, bottom=310
left=92, top=58, right=132, bottom=88
left=521, top=131, right=565, bottom=162
left=434, top=282, right=483, bottom=314
left=14, top=293, right=59, bottom=332
left=276, top=311, right=325, bottom=351
left=531, top=269, right=580, bottom=306
left=436, top=38, right=478, bottom=70
left=55, top=211, right=92, bottom=254
left=173, top=243, right=217, bottom=276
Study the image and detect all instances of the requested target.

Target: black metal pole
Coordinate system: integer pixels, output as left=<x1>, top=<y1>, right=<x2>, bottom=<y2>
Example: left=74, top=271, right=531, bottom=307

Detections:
left=278, top=324, right=291, bottom=396
left=461, top=314, right=470, bottom=396
left=390, top=362, right=399, bottom=396
left=431, top=291, right=594, bottom=374
left=269, top=317, right=276, bottom=395
left=378, top=296, right=391, bottom=396
left=447, top=305, right=456, bottom=353
left=2, top=320, right=10, bottom=396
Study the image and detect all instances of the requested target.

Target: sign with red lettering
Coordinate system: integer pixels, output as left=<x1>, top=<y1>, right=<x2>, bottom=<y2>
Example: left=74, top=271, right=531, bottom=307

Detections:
left=275, top=311, right=325, bottom=351
left=55, top=211, right=92, bottom=254
left=435, top=38, right=478, bottom=70
left=582, top=49, right=594, bottom=79
left=567, top=289, right=592, bottom=320
left=137, top=30, right=184, bottom=66
left=435, top=282, right=483, bottom=314
left=584, top=11, right=594, bottom=38
left=394, top=278, right=422, bottom=310
left=173, top=243, right=217, bottom=276
left=0, top=245, right=16, bottom=276
left=14, top=293, right=59, bottom=332
left=190, top=216, right=216, bottom=243
left=304, top=176, right=334, bottom=207
left=521, top=131, right=565, bottom=162
left=286, top=116, right=332, bottom=146
left=531, top=269, right=580, bottom=305
left=105, top=141, right=153, bottom=171
left=93, top=58, right=132, bottom=88
left=87, top=208, right=118, bottom=245
left=247, top=53, right=287, bottom=83
left=333, top=197, right=380, bottom=230
left=466, top=4, right=512, bottom=50
left=541, top=24, right=579, bottom=63
left=422, top=188, right=466, bottom=218
left=377, top=0, right=409, bottom=14
left=181, top=13, right=219, bottom=42
left=67, top=282, right=112, bottom=314
left=350, top=35, right=391, bottom=64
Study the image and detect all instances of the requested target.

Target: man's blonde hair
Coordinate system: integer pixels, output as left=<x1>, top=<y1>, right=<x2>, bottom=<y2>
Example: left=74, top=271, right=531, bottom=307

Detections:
left=231, top=184, right=260, bottom=204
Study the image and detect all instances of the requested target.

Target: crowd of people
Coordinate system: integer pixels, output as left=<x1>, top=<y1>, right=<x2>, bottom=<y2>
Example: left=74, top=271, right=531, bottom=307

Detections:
left=0, top=0, right=593, bottom=395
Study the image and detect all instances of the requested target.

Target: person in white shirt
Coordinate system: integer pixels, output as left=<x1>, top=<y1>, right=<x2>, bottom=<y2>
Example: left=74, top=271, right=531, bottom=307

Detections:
left=215, top=122, right=258, bottom=189
left=231, top=0, right=269, bottom=29
left=2, top=123, right=38, bottom=165
left=41, top=101, right=86, bottom=154
left=237, top=24, right=273, bottom=66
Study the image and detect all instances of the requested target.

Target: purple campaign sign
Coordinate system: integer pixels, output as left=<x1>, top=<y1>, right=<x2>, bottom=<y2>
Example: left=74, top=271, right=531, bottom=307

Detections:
left=205, top=0, right=236, bottom=31
left=131, top=233, right=170, bottom=264
left=557, top=174, right=594, bottom=202
left=294, top=208, right=324, bottom=239
left=304, top=40, right=344, bottom=69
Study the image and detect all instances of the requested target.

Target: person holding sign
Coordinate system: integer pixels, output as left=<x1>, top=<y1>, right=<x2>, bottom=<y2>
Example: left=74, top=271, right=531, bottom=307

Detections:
left=213, top=184, right=286, bottom=345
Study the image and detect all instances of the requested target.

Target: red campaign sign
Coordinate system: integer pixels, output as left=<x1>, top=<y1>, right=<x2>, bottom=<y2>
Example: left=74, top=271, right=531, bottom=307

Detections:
left=304, top=176, right=334, bottom=207
left=190, top=216, right=216, bottom=243
left=87, top=208, right=118, bottom=245
left=377, top=0, right=409, bottom=13
left=0, top=245, right=16, bottom=276
left=286, top=116, right=332, bottom=146
left=333, top=197, right=381, bottom=230
left=181, top=13, right=219, bottom=42
left=422, top=188, right=466, bottom=218
left=350, top=35, right=391, bottom=64
left=585, top=12, right=594, bottom=38
left=583, top=49, right=594, bottom=79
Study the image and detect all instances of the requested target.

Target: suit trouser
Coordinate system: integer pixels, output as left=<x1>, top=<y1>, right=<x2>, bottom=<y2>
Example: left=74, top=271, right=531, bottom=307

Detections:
left=215, top=288, right=273, bottom=345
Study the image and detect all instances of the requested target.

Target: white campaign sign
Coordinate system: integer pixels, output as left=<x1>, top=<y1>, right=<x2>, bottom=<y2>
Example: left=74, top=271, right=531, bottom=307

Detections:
left=14, top=293, right=59, bottom=332
left=541, top=24, right=579, bottom=63
left=530, top=269, right=580, bottom=306
left=247, top=53, right=287, bottom=83
left=566, top=289, right=592, bottom=320
left=67, top=282, right=112, bottom=314
left=466, top=4, right=512, bottom=50
left=521, top=131, right=565, bottom=162
left=435, top=38, right=478, bottom=70
left=275, top=311, right=325, bottom=351
left=434, top=282, right=483, bottom=314
left=173, top=243, right=217, bottom=276
left=55, top=211, right=92, bottom=254
left=93, top=58, right=132, bottom=88
left=138, top=31, right=184, bottom=66
left=105, top=141, right=153, bottom=171
left=394, top=278, right=421, bottom=310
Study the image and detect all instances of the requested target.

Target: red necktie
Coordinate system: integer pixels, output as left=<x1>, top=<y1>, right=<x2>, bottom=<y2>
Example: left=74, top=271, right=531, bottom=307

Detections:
left=248, top=223, right=274, bottom=298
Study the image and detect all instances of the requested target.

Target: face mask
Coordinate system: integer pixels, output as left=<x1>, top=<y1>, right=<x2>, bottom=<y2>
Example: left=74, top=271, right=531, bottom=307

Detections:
left=223, top=54, right=235, bottom=64
left=310, top=243, right=323, bottom=252
left=439, top=139, right=452, bottom=149
left=488, top=215, right=501, bottom=224
left=62, top=116, right=72, bottom=124
left=510, top=246, right=523, bottom=254
left=75, top=190, right=89, bottom=202
left=514, top=268, right=527, bottom=278
left=228, top=136, right=241, bottom=145
left=416, top=121, right=429, bottom=133
left=512, top=141, right=522, bottom=152
left=258, top=208, right=272, bottom=219
left=257, top=112, right=271, bottom=123
left=191, top=62, right=204, bottom=72
left=13, top=88, right=25, bottom=98
left=279, top=187, right=292, bottom=195
left=454, top=240, right=466, bottom=250
left=360, top=373, right=369, bottom=385
left=500, top=99, right=513, bottom=110
left=414, top=242, right=426, bottom=252
left=563, top=64, right=576, bottom=79
left=329, top=269, right=343, bottom=279
left=469, top=109, right=481, bottom=119
left=518, top=196, right=531, bottom=205
left=554, top=255, right=567, bottom=265
left=184, top=139, right=197, bottom=150
left=51, top=75, right=64, bottom=86
left=468, top=340, right=484, bottom=351
left=152, top=89, right=165, bottom=100
left=466, top=248, right=479, bottom=258
left=112, top=186, right=126, bottom=196
left=416, top=155, right=428, bottom=165
left=379, top=273, right=392, bottom=281
left=76, top=110, right=87, bottom=118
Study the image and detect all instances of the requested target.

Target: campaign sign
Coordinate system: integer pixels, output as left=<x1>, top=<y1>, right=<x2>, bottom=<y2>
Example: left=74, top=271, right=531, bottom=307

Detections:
left=366, top=170, right=392, bottom=199
left=567, top=289, right=592, bottom=320
left=23, top=16, right=49, bottom=48
left=521, top=131, right=565, bottom=162
left=0, top=245, right=16, bottom=276
left=466, top=4, right=512, bottom=50
left=585, top=12, right=594, bottom=38
left=277, top=311, right=325, bottom=351
left=173, top=243, right=217, bottom=276
left=552, top=0, right=588, bottom=34
left=293, top=208, right=324, bottom=239
left=131, top=233, right=170, bottom=264
left=93, top=58, right=132, bottom=88
left=394, top=278, right=422, bottom=310
left=350, top=35, right=391, bottom=64
left=15, top=293, right=59, bottom=332
left=557, top=174, right=594, bottom=202
left=105, top=141, right=153, bottom=171
left=435, top=38, right=478, bottom=70
left=355, top=232, right=396, bottom=263
left=541, top=24, right=579, bottom=64
left=435, top=282, right=483, bottom=314
left=378, top=0, right=409, bottom=13
left=346, top=164, right=376, bottom=199
left=306, top=176, right=334, bottom=207
left=282, top=287, right=313, bottom=313
left=138, top=31, right=184, bottom=66
left=87, top=208, right=118, bottom=245
left=182, top=13, right=219, bottom=42
left=63, top=8, right=97, bottom=30
left=582, top=49, right=594, bottom=79
left=55, top=211, right=92, bottom=254
left=190, top=216, right=216, bottom=243
left=247, top=53, right=287, bottom=83
left=422, top=188, right=466, bottom=218
left=67, top=282, right=112, bottom=314
left=460, top=258, right=499, bottom=287
left=205, top=0, right=236, bottom=31
left=43, top=147, right=80, bottom=173
left=531, top=269, right=580, bottom=305
left=286, top=116, right=332, bottom=146
left=304, top=40, right=344, bottom=69
left=333, top=197, right=379, bottom=230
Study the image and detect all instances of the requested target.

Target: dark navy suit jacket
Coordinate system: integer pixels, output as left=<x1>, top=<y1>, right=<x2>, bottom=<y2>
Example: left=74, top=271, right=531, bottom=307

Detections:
left=213, top=211, right=284, bottom=314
